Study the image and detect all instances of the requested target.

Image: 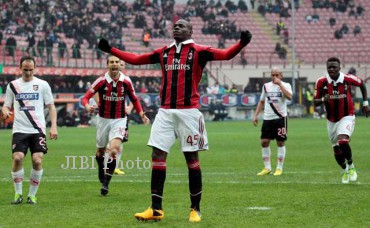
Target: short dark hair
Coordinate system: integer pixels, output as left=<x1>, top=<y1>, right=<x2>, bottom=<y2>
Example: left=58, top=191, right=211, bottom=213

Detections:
left=327, top=57, right=340, bottom=65
left=20, top=56, right=36, bottom=67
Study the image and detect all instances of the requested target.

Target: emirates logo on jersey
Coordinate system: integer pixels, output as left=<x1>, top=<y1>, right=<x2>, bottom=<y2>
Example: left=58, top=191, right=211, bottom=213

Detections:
left=33, top=85, right=39, bottom=91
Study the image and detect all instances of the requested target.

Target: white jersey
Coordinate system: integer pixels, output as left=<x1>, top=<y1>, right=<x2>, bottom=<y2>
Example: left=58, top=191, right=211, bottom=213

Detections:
left=4, top=77, right=54, bottom=134
left=260, top=81, right=292, bottom=120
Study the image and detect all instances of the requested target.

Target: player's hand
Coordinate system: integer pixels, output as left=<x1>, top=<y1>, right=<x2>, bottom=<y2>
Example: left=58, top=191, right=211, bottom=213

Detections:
left=322, top=94, right=330, bottom=103
left=362, top=105, right=370, bottom=117
left=49, top=126, right=58, bottom=140
left=141, top=114, right=150, bottom=126
left=98, top=38, right=112, bottom=53
left=2, top=110, right=12, bottom=119
left=240, top=30, right=252, bottom=45
left=253, top=117, right=258, bottom=126
left=85, top=104, right=97, bottom=114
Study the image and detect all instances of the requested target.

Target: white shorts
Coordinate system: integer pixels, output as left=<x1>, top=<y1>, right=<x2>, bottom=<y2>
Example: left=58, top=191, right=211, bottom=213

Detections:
left=327, top=115, right=355, bottom=146
left=148, top=108, right=208, bottom=153
left=96, top=116, right=128, bottom=148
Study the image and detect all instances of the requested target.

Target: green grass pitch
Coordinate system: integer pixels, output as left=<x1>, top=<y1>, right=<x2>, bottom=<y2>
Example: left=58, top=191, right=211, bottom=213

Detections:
left=1, top=118, right=370, bottom=227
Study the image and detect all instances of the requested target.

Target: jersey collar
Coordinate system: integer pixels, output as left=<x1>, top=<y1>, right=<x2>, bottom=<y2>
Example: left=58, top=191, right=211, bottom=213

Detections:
left=326, top=72, right=344, bottom=85
left=168, top=39, right=194, bottom=53
left=105, top=71, right=125, bottom=83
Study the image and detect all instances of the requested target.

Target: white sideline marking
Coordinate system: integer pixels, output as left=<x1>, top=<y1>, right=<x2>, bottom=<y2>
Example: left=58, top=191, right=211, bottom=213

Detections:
left=247, top=207, right=272, bottom=210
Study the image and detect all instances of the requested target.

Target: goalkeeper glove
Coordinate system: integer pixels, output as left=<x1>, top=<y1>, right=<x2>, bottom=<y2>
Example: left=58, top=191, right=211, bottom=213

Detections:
left=98, top=38, right=112, bottom=53
left=240, top=30, right=252, bottom=46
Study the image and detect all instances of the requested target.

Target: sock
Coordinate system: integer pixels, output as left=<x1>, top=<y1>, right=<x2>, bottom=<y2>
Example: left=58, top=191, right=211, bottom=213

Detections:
left=276, top=146, right=286, bottom=170
left=333, top=145, right=346, bottom=169
left=28, top=169, right=43, bottom=197
left=338, top=139, right=353, bottom=165
left=262, top=147, right=271, bottom=170
left=115, top=143, right=123, bottom=169
left=11, top=168, right=24, bottom=195
left=151, top=158, right=166, bottom=210
left=187, top=159, right=202, bottom=212
left=103, top=155, right=116, bottom=187
left=96, top=155, right=104, bottom=183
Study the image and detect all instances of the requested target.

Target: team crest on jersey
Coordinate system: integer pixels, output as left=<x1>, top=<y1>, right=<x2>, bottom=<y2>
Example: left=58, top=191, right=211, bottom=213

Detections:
left=33, top=85, right=39, bottom=91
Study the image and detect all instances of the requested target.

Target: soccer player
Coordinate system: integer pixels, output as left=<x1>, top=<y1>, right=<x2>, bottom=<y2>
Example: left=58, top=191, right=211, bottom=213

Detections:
left=2, top=56, right=58, bottom=205
left=253, top=67, right=292, bottom=176
left=92, top=79, right=134, bottom=176
left=314, top=57, right=370, bottom=184
left=81, top=55, right=150, bottom=196
left=98, top=19, right=252, bottom=222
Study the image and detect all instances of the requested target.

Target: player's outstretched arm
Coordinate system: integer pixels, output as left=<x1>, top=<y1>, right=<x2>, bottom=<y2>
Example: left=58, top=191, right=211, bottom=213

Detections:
left=211, top=30, right=252, bottom=61
left=98, top=38, right=154, bottom=65
left=360, top=83, right=369, bottom=117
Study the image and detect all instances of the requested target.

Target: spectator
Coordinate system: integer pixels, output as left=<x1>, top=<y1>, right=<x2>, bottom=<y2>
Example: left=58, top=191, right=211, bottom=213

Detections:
left=26, top=31, right=36, bottom=56
left=37, top=38, right=45, bottom=58
left=348, top=66, right=357, bottom=75
left=250, top=0, right=255, bottom=10
left=340, top=23, right=349, bottom=35
left=274, top=42, right=282, bottom=54
left=356, top=3, right=364, bottom=17
left=209, top=99, right=228, bottom=121
left=72, top=39, right=81, bottom=59
left=45, top=34, right=54, bottom=66
left=329, top=17, right=336, bottom=27
left=207, top=82, right=220, bottom=94
left=58, top=39, right=67, bottom=58
left=238, top=0, right=248, bottom=13
left=305, top=14, right=313, bottom=23
left=142, top=31, right=151, bottom=47
left=217, top=35, right=225, bottom=48
left=278, top=47, right=287, bottom=59
left=348, top=7, right=356, bottom=18
left=334, top=29, right=343, bottom=40
left=312, top=11, right=320, bottom=22
left=276, top=19, right=285, bottom=35
left=74, top=80, right=85, bottom=93
left=229, top=84, right=239, bottom=93
left=5, top=36, right=17, bottom=57
left=353, top=25, right=361, bottom=37
left=282, top=28, right=289, bottom=45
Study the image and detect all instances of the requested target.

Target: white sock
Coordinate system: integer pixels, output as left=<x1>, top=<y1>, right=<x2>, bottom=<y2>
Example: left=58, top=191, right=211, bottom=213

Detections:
left=28, top=169, right=43, bottom=197
left=348, top=163, right=354, bottom=169
left=262, top=147, right=271, bottom=171
left=11, top=168, right=24, bottom=195
left=277, top=146, right=286, bottom=170
left=115, top=152, right=122, bottom=169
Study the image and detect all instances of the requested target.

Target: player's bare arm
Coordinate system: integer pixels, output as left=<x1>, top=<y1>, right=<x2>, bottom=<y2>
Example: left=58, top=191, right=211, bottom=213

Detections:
left=253, top=100, right=264, bottom=126
left=47, top=104, right=58, bottom=140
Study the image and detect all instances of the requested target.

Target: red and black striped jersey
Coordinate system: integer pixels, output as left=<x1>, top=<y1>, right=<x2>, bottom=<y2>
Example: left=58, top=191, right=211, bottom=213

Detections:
left=82, top=72, right=143, bottom=119
left=314, top=72, right=363, bottom=122
left=111, top=39, right=246, bottom=109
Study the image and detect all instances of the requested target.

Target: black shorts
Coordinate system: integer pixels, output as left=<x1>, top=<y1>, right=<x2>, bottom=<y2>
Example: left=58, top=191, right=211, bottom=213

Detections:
left=261, top=117, right=288, bottom=141
left=12, top=133, right=48, bottom=154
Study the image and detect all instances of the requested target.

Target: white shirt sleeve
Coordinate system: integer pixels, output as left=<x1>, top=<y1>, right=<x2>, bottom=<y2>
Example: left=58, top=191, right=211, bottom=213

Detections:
left=4, top=83, right=14, bottom=108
